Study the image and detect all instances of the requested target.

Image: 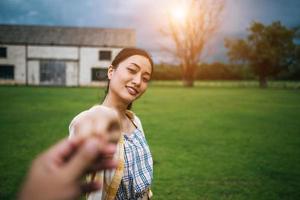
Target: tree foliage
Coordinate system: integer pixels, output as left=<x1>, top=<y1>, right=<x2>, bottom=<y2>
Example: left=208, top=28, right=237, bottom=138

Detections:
left=152, top=63, right=248, bottom=80
left=225, top=21, right=299, bottom=87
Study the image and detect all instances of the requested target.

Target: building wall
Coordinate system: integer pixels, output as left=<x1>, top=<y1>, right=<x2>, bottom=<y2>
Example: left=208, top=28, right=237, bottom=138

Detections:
left=66, top=61, right=78, bottom=86
left=27, top=60, right=39, bottom=85
left=27, top=45, right=79, bottom=86
left=0, top=45, right=26, bottom=84
left=0, top=45, right=123, bottom=86
left=27, top=59, right=78, bottom=86
left=28, top=46, right=78, bottom=60
left=79, top=47, right=122, bottom=86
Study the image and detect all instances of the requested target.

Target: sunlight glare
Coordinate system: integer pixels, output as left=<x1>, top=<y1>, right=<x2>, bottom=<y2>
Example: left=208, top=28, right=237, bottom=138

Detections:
left=170, top=5, right=187, bottom=24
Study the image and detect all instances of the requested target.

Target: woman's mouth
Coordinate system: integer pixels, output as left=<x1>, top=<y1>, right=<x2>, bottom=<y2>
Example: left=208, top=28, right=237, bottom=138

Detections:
left=126, top=86, right=138, bottom=96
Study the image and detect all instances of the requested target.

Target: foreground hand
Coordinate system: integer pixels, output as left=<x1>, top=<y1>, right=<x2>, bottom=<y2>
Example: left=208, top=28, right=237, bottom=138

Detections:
left=18, top=135, right=117, bottom=200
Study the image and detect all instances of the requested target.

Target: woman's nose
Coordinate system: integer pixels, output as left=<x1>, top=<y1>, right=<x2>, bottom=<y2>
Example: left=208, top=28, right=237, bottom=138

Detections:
left=132, top=74, right=142, bottom=86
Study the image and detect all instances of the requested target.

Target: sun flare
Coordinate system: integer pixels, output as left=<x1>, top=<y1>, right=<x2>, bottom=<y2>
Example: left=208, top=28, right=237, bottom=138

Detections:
left=170, top=5, right=187, bottom=24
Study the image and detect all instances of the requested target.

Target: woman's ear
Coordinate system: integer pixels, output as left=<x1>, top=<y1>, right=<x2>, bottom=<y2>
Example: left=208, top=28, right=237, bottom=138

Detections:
left=107, top=65, right=114, bottom=80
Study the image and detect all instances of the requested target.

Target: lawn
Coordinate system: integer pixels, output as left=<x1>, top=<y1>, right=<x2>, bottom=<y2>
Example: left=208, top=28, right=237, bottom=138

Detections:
left=0, top=85, right=300, bottom=199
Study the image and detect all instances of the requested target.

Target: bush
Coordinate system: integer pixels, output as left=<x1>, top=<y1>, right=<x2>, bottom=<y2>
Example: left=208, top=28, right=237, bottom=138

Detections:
left=153, top=62, right=300, bottom=81
left=153, top=62, right=250, bottom=80
left=196, top=62, right=243, bottom=80
left=152, top=63, right=181, bottom=80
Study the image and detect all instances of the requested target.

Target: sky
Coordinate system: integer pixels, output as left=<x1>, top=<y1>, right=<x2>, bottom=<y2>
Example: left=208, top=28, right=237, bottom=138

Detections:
left=0, top=0, right=300, bottom=63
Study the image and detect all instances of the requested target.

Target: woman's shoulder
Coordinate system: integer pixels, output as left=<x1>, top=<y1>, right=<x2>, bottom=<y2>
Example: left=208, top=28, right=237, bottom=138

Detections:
left=68, top=104, right=118, bottom=138
left=125, top=110, right=141, bottom=123
left=126, top=110, right=145, bottom=135
left=71, top=104, right=116, bottom=121
left=69, top=105, right=98, bottom=125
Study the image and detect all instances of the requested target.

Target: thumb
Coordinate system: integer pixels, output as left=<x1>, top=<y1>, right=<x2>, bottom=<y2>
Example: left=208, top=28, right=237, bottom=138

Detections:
left=63, top=138, right=102, bottom=180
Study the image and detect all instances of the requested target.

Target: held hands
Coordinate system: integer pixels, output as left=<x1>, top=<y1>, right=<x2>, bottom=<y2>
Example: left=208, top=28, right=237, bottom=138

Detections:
left=19, top=135, right=117, bottom=200
left=19, top=105, right=122, bottom=200
left=69, top=105, right=122, bottom=143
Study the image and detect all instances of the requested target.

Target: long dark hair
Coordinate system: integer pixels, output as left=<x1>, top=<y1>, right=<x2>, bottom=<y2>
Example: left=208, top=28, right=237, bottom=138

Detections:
left=103, top=47, right=154, bottom=110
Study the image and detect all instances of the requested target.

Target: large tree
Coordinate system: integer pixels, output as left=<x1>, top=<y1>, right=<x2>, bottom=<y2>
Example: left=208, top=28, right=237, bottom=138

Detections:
left=162, top=0, right=225, bottom=87
left=225, top=21, right=299, bottom=88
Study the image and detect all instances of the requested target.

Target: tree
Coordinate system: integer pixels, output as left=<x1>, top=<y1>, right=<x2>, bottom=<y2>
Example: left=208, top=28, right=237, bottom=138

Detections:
left=162, top=0, right=225, bottom=87
left=225, top=21, right=298, bottom=88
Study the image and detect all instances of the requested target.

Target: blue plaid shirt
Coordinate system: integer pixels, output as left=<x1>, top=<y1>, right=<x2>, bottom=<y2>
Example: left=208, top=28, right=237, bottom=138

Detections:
left=115, top=128, right=153, bottom=200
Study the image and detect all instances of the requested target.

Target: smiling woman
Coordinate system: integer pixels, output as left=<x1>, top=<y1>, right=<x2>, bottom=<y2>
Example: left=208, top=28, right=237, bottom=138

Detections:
left=68, top=47, right=154, bottom=200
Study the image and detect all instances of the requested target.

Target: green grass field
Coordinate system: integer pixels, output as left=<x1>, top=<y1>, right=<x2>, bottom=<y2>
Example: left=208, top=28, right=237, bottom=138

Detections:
left=0, top=85, right=300, bottom=199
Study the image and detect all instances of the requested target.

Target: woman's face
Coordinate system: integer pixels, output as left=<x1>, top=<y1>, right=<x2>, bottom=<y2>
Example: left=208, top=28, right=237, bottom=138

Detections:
left=108, top=55, right=152, bottom=104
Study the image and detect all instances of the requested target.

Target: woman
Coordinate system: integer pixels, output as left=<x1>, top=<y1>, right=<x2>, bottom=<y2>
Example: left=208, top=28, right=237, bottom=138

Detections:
left=69, top=47, right=154, bottom=200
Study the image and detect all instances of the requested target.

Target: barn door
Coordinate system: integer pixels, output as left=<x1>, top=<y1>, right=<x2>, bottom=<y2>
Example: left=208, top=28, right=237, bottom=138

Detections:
left=40, top=60, right=66, bottom=86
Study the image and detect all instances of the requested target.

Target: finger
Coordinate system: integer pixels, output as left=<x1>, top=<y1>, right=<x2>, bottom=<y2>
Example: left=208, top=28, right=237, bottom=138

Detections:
left=44, top=138, right=75, bottom=165
left=99, top=143, right=117, bottom=156
left=89, top=143, right=116, bottom=164
left=84, top=144, right=117, bottom=173
left=86, top=158, right=118, bottom=174
left=48, top=137, right=86, bottom=165
left=63, top=138, right=103, bottom=180
left=80, top=181, right=101, bottom=195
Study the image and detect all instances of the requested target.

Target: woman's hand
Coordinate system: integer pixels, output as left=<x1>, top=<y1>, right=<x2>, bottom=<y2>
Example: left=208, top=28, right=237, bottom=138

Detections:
left=18, top=135, right=117, bottom=200
left=70, top=105, right=121, bottom=143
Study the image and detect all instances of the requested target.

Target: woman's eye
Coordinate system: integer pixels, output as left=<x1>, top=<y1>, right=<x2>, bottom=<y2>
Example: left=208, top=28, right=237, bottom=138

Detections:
left=127, top=68, right=136, bottom=73
left=143, top=77, right=150, bottom=82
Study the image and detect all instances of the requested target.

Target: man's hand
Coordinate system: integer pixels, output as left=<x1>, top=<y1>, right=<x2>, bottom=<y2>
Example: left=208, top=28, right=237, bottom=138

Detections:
left=19, top=135, right=117, bottom=200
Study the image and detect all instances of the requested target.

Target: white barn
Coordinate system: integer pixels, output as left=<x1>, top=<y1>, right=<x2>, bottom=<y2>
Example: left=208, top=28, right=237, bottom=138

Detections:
left=0, top=24, right=135, bottom=86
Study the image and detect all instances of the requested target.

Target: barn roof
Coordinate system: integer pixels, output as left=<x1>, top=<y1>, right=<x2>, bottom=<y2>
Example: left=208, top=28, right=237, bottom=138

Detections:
left=0, top=24, right=135, bottom=47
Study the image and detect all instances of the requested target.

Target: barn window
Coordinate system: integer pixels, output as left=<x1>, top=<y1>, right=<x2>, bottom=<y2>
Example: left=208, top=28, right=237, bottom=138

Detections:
left=99, top=50, right=112, bottom=61
left=0, top=47, right=7, bottom=58
left=0, top=65, right=14, bottom=79
left=91, top=68, right=107, bottom=81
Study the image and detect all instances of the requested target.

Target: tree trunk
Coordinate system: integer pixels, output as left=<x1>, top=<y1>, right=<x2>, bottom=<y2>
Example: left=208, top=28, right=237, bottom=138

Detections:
left=181, top=63, right=195, bottom=87
left=183, top=78, right=194, bottom=87
left=259, top=75, right=268, bottom=88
